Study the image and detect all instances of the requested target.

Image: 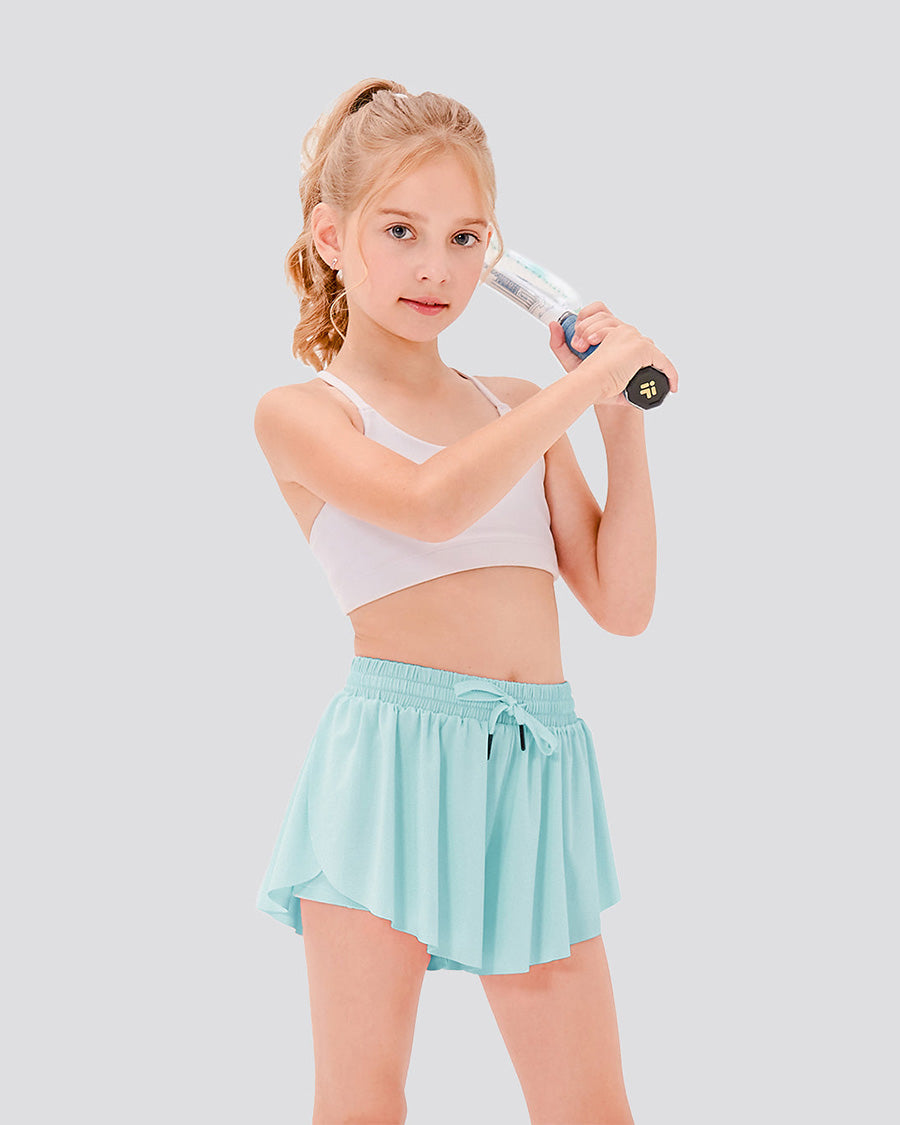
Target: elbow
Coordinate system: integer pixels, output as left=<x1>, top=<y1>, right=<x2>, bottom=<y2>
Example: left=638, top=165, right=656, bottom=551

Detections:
left=597, top=616, right=651, bottom=637
left=611, top=620, right=651, bottom=637
left=592, top=597, right=655, bottom=636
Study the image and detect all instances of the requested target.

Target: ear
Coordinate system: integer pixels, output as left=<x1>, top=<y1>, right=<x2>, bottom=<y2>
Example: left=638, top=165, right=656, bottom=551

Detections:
left=311, top=201, right=344, bottom=269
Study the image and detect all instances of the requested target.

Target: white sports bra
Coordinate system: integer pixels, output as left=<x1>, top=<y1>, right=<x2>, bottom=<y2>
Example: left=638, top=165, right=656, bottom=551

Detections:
left=308, top=369, right=559, bottom=614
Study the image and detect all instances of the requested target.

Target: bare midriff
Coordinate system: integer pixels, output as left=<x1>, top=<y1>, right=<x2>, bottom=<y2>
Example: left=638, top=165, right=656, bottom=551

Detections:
left=347, top=566, right=565, bottom=684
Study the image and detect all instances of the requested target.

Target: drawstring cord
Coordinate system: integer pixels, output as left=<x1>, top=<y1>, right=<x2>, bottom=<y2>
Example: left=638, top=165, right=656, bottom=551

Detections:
left=452, top=680, right=561, bottom=761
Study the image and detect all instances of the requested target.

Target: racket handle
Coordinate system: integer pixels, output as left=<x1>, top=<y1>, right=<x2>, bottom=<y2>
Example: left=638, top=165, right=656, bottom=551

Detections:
left=560, top=312, right=670, bottom=410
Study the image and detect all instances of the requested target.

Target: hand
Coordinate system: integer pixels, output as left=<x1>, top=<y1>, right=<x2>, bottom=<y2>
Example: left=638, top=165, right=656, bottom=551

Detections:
left=548, top=301, right=679, bottom=405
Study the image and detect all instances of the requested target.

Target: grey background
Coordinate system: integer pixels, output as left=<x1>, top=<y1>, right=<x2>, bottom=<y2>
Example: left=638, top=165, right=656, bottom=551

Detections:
left=4, top=1, right=896, bottom=1122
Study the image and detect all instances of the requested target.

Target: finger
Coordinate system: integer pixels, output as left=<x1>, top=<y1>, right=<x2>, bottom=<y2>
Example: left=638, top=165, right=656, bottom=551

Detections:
left=548, top=319, right=569, bottom=353
left=578, top=300, right=611, bottom=316
left=548, top=320, right=567, bottom=348
left=651, top=349, right=679, bottom=392
left=571, top=311, right=620, bottom=343
left=575, top=316, right=620, bottom=338
left=549, top=321, right=582, bottom=371
left=574, top=309, right=618, bottom=330
left=570, top=321, right=618, bottom=350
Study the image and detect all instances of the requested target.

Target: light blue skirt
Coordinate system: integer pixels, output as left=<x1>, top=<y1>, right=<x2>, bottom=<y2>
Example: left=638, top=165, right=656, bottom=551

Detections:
left=256, top=656, right=621, bottom=975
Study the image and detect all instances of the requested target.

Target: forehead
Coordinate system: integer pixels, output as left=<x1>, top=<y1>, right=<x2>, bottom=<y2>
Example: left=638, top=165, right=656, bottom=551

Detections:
left=369, top=155, right=488, bottom=224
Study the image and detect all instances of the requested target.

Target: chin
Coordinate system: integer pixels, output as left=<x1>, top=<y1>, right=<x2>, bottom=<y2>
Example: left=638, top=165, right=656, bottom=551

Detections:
left=388, top=314, right=457, bottom=342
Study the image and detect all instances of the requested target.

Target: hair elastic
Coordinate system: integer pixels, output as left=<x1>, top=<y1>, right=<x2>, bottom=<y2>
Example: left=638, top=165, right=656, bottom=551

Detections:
left=348, top=87, right=410, bottom=117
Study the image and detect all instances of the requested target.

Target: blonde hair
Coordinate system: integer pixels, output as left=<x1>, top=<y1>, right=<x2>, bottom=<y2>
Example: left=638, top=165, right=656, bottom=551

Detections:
left=285, top=77, right=504, bottom=371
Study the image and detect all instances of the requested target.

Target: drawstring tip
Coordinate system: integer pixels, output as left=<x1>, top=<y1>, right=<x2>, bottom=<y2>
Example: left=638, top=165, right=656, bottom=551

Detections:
left=486, top=725, right=529, bottom=758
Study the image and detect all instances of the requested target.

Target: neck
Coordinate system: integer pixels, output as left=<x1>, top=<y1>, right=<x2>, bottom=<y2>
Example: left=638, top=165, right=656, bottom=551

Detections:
left=326, top=311, right=457, bottom=396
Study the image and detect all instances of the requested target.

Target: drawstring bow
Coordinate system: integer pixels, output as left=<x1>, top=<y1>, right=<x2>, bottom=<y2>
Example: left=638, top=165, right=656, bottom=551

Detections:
left=452, top=679, right=561, bottom=761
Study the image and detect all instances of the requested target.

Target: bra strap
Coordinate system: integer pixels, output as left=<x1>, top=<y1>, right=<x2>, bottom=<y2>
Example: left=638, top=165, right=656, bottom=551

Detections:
left=319, top=368, right=510, bottom=417
left=457, top=370, right=511, bottom=415
left=316, top=371, right=373, bottom=415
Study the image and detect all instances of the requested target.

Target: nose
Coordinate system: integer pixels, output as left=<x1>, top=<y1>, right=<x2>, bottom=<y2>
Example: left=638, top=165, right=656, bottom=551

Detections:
left=414, top=243, right=451, bottom=285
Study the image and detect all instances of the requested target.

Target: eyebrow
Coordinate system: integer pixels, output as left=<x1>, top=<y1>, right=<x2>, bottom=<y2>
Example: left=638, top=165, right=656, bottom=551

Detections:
left=376, top=208, right=488, bottom=228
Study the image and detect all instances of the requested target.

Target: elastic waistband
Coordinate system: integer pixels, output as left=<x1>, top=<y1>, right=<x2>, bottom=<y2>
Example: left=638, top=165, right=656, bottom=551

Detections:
left=343, top=655, right=578, bottom=728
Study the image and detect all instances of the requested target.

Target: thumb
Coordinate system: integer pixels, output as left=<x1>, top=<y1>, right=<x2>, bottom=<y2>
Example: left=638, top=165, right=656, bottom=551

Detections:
left=548, top=320, right=581, bottom=373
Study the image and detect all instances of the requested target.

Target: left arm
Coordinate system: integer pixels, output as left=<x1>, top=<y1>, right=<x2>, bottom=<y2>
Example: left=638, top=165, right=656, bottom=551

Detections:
left=488, top=377, right=656, bottom=636
left=489, top=304, right=673, bottom=633
left=589, top=402, right=656, bottom=635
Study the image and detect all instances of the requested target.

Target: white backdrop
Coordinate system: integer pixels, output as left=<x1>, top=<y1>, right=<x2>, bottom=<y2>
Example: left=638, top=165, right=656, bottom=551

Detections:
left=4, top=2, right=896, bottom=1122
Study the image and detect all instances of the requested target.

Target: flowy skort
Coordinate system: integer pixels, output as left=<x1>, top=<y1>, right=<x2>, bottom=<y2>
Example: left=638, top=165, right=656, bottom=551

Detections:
left=256, top=656, right=621, bottom=974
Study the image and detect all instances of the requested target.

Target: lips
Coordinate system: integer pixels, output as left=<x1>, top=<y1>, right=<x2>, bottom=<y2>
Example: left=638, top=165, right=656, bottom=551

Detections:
left=401, top=297, right=448, bottom=309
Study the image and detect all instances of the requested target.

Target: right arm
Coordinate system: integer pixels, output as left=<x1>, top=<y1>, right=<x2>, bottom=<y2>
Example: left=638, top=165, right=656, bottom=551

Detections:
left=254, top=320, right=672, bottom=543
left=254, top=363, right=606, bottom=544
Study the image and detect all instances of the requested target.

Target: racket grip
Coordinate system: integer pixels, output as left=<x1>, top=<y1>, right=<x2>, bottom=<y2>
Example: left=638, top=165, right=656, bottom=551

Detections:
left=560, top=312, right=670, bottom=410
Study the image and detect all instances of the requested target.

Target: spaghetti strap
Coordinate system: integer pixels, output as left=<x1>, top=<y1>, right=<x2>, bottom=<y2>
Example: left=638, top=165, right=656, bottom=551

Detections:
left=319, top=367, right=510, bottom=419
left=455, top=369, right=511, bottom=416
left=316, top=371, right=373, bottom=415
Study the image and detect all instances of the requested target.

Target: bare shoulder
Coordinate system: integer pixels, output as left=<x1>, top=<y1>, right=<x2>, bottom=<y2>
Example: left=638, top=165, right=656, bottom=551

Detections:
left=254, top=381, right=305, bottom=446
left=255, top=375, right=362, bottom=437
left=255, top=378, right=311, bottom=414
left=253, top=376, right=370, bottom=494
left=478, top=375, right=543, bottom=407
left=255, top=375, right=332, bottom=411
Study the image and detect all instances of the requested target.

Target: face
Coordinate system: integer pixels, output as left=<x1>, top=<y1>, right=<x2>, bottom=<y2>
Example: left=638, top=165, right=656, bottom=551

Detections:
left=324, top=154, right=491, bottom=346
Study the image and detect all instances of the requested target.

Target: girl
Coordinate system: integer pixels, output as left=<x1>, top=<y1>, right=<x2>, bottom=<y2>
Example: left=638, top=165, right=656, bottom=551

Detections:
left=255, top=78, right=678, bottom=1125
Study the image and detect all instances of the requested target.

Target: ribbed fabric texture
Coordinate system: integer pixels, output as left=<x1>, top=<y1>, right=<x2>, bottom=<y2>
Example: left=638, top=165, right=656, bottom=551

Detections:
left=256, top=656, right=621, bottom=975
left=308, top=369, right=559, bottom=614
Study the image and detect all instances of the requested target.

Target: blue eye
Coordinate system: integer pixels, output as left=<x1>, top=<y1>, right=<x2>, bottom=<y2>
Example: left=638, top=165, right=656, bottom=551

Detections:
left=386, top=225, right=480, bottom=246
